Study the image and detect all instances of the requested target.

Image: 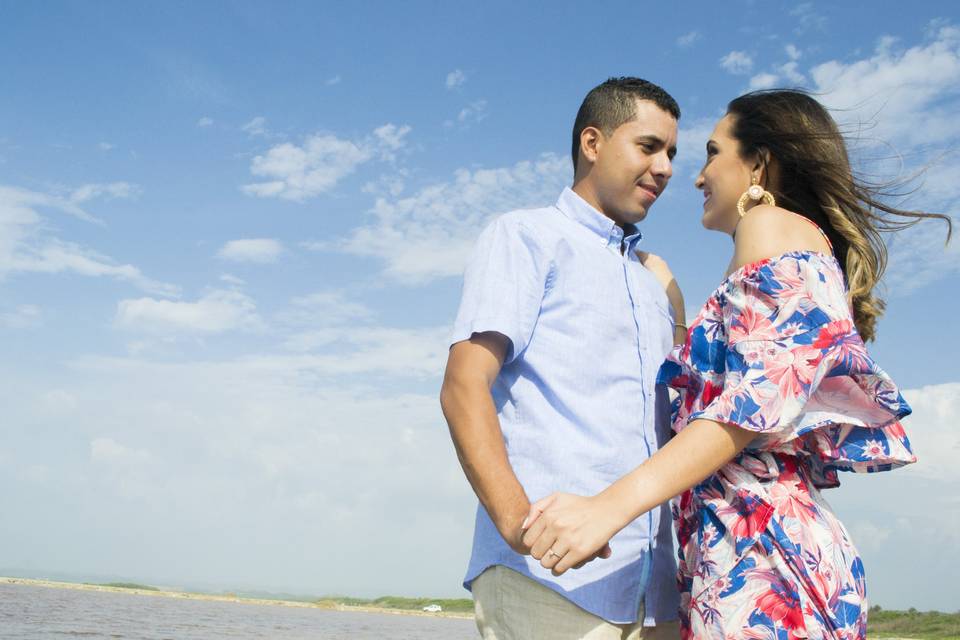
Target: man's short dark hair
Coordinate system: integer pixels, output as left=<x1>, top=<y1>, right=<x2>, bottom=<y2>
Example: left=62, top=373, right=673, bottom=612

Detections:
left=571, top=77, right=680, bottom=170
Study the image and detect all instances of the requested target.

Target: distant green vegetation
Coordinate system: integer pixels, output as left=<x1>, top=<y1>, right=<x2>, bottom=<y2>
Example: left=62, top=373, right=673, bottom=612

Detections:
left=319, top=595, right=474, bottom=613
left=94, top=582, right=160, bottom=591
left=870, top=606, right=960, bottom=639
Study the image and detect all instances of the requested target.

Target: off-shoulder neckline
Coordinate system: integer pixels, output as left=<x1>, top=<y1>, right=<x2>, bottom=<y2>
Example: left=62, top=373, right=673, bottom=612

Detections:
left=710, top=250, right=840, bottom=301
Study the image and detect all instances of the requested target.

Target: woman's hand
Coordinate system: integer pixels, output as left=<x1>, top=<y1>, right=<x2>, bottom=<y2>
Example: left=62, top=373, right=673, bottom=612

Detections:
left=520, top=492, right=621, bottom=576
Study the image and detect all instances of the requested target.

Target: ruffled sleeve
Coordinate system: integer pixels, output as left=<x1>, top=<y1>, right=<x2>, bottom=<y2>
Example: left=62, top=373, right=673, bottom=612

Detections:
left=690, top=252, right=915, bottom=482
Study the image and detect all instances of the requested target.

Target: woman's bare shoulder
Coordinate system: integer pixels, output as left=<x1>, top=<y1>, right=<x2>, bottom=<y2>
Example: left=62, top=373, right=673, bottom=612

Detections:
left=732, top=205, right=830, bottom=269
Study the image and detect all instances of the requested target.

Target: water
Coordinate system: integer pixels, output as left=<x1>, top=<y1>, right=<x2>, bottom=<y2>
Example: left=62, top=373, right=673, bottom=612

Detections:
left=0, top=583, right=478, bottom=639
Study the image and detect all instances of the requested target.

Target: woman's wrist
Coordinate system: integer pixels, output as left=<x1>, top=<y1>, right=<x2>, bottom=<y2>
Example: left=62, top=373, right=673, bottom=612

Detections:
left=594, top=482, right=643, bottom=534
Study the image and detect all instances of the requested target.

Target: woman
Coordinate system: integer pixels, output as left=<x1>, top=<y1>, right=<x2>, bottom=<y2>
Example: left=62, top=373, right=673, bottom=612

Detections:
left=520, top=90, right=951, bottom=638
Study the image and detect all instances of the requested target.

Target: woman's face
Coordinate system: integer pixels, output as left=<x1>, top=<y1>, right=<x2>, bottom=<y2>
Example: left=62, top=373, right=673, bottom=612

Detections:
left=695, top=114, right=756, bottom=235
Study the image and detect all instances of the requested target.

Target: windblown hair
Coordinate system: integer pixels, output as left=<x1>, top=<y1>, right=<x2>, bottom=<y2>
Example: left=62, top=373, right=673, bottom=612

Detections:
left=727, top=90, right=952, bottom=342
left=572, top=77, right=680, bottom=172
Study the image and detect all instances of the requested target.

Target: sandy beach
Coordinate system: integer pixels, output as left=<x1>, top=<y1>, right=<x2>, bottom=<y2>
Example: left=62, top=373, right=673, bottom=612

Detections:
left=0, top=576, right=473, bottom=620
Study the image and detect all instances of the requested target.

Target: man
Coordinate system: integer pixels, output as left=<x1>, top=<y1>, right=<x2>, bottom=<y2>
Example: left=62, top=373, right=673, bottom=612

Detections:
left=440, top=77, right=684, bottom=639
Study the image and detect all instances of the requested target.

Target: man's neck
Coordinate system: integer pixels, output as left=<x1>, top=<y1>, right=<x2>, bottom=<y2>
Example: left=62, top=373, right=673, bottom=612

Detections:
left=571, top=180, right=627, bottom=230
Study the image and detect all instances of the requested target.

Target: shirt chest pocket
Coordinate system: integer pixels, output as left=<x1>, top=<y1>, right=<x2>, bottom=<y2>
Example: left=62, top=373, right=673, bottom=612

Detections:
left=641, top=298, right=675, bottom=360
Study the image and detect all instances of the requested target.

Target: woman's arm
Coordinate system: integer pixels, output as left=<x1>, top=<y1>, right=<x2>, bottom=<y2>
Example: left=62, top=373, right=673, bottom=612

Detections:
left=638, top=251, right=687, bottom=345
left=522, top=417, right=756, bottom=575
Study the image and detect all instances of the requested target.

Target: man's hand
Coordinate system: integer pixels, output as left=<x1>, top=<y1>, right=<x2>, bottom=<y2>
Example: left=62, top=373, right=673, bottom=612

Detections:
left=441, top=332, right=535, bottom=556
left=520, top=493, right=619, bottom=576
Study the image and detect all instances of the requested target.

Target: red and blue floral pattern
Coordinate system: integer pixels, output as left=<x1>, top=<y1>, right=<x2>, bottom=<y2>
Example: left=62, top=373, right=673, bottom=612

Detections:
left=658, top=251, right=915, bottom=639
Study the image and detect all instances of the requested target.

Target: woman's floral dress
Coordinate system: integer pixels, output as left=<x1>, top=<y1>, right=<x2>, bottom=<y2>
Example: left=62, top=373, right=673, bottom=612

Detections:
left=657, top=250, right=915, bottom=640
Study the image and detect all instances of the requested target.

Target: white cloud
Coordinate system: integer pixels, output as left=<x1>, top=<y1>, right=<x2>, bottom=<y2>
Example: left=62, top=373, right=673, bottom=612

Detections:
left=809, top=23, right=960, bottom=289
left=243, top=136, right=369, bottom=200
left=217, top=238, right=284, bottom=263
left=39, top=389, right=78, bottom=413
left=457, top=99, right=488, bottom=125
left=778, top=61, right=805, bottom=84
left=362, top=170, right=407, bottom=198
left=0, top=304, right=40, bottom=328
left=196, top=116, right=214, bottom=127
left=338, top=152, right=571, bottom=284
left=790, top=3, right=826, bottom=34
left=98, top=142, right=115, bottom=152
left=828, top=381, right=960, bottom=610
left=372, top=123, right=412, bottom=160
left=219, top=273, right=245, bottom=286
left=242, top=116, right=268, bottom=137
left=242, top=124, right=412, bottom=201
left=676, top=31, right=700, bottom=47
left=91, top=437, right=150, bottom=464
left=326, top=75, right=341, bottom=86
left=812, top=25, right=960, bottom=147
left=0, top=185, right=177, bottom=296
left=897, top=382, right=960, bottom=482
left=748, top=72, right=780, bottom=89
left=720, top=50, right=753, bottom=75
left=675, top=117, right=717, bottom=177
left=785, top=44, right=802, bottom=60
left=70, top=182, right=140, bottom=205
left=115, top=290, right=261, bottom=335
left=276, top=326, right=449, bottom=377
left=445, top=69, right=466, bottom=89
left=276, top=291, right=372, bottom=330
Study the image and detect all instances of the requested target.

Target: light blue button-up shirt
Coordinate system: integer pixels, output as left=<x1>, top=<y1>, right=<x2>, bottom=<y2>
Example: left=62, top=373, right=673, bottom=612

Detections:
left=450, top=187, right=680, bottom=624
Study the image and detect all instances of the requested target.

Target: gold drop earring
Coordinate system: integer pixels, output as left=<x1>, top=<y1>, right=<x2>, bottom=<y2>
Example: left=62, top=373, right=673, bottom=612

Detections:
left=736, top=176, right=776, bottom=217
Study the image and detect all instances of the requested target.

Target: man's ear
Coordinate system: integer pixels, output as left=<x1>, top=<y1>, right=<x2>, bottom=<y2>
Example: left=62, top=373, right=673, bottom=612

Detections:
left=579, top=126, right=604, bottom=167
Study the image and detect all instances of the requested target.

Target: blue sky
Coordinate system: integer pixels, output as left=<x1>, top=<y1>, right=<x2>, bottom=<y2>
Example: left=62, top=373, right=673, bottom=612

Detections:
left=1, top=0, right=958, bottom=611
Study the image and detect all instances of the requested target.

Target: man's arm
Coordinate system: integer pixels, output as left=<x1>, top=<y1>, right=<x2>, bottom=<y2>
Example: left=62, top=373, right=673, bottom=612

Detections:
left=440, top=331, right=531, bottom=554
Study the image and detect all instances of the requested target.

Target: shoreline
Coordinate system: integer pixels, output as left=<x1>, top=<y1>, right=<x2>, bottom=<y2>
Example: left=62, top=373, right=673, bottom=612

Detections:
left=0, top=576, right=474, bottom=620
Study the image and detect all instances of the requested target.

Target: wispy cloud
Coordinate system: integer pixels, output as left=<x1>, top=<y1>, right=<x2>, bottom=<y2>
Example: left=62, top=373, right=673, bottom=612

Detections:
left=196, top=116, right=214, bottom=127
left=217, top=238, right=284, bottom=264
left=674, top=117, right=717, bottom=177
left=676, top=30, right=700, bottom=47
left=790, top=2, right=827, bottom=34
left=0, top=304, right=40, bottom=329
left=338, top=152, right=571, bottom=284
left=0, top=185, right=177, bottom=296
left=70, top=182, right=140, bottom=205
left=445, top=69, right=466, bottom=89
left=720, top=50, right=753, bottom=75
left=241, top=116, right=269, bottom=137
left=445, top=100, right=488, bottom=128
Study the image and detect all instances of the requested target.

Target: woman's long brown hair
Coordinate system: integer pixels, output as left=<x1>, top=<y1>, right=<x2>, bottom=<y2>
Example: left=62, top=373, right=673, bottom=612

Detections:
left=727, top=90, right=952, bottom=341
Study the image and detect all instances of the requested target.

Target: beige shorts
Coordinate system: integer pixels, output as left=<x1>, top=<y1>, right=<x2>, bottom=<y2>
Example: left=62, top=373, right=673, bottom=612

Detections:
left=471, top=565, right=680, bottom=640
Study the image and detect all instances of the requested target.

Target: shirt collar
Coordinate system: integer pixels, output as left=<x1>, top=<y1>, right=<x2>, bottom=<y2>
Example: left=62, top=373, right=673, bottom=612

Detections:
left=556, top=187, right=643, bottom=253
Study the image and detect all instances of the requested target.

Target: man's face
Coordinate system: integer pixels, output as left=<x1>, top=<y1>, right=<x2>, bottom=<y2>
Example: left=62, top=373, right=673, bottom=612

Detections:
left=589, top=100, right=677, bottom=226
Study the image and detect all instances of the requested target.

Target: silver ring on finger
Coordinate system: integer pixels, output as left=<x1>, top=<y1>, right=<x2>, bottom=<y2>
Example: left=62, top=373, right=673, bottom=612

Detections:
left=547, top=549, right=563, bottom=559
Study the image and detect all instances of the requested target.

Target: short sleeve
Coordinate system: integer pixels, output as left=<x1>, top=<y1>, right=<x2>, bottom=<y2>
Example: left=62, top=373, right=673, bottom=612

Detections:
left=450, top=215, right=552, bottom=363
left=691, top=253, right=914, bottom=472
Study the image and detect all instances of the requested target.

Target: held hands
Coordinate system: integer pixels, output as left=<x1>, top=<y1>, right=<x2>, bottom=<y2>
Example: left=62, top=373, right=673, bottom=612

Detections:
left=519, top=493, right=621, bottom=576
